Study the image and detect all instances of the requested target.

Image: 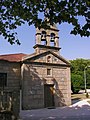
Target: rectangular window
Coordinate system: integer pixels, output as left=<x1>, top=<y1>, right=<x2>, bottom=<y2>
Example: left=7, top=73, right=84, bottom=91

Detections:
left=0, top=73, right=7, bottom=87
left=47, top=69, right=51, bottom=75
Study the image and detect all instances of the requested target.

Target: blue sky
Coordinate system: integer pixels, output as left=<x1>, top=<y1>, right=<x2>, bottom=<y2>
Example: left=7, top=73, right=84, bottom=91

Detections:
left=0, top=22, right=90, bottom=60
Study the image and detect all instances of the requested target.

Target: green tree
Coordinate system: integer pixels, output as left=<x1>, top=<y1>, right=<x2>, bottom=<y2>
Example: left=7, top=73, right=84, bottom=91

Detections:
left=70, top=59, right=90, bottom=91
left=71, top=73, right=83, bottom=93
left=0, top=0, right=90, bottom=45
left=85, top=67, right=90, bottom=88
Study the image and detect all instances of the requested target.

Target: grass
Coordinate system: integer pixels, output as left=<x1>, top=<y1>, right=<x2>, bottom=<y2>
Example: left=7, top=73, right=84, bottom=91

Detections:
left=71, top=93, right=89, bottom=100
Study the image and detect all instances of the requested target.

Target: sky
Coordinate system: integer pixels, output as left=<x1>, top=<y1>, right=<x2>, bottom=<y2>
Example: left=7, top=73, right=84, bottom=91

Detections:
left=0, top=22, right=90, bottom=60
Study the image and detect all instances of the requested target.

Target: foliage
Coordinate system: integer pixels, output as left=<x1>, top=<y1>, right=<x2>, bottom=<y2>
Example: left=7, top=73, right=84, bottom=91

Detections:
left=70, top=59, right=90, bottom=93
left=0, top=0, right=90, bottom=44
left=71, top=73, right=83, bottom=93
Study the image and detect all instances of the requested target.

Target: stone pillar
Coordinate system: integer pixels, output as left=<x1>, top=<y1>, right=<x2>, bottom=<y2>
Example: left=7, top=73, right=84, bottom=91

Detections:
left=20, top=64, right=24, bottom=111
left=20, top=89, right=22, bottom=111
left=36, top=28, right=42, bottom=44
left=35, top=33, right=41, bottom=44
left=46, top=35, right=50, bottom=46
left=55, top=37, right=59, bottom=47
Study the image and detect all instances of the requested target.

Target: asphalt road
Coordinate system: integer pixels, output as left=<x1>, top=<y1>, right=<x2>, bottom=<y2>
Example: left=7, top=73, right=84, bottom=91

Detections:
left=20, top=99, right=90, bottom=120
left=21, top=115, right=90, bottom=120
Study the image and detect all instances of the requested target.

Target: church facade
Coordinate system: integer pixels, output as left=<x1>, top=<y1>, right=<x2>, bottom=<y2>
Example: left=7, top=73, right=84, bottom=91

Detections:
left=0, top=25, right=71, bottom=114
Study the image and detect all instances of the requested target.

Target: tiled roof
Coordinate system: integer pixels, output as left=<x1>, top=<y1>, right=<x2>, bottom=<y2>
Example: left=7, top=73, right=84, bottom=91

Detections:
left=0, top=53, right=27, bottom=62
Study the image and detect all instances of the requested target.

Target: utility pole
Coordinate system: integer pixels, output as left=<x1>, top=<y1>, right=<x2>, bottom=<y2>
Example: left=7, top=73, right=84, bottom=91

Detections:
left=84, top=66, right=90, bottom=93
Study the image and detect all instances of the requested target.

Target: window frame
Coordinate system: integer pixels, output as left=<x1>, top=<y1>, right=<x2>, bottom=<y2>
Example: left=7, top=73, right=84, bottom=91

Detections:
left=47, top=68, right=51, bottom=76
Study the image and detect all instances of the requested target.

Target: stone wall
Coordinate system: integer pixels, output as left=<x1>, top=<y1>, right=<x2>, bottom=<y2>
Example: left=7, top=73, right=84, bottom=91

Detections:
left=22, top=63, right=71, bottom=109
left=22, top=64, right=44, bottom=109
left=0, top=61, right=20, bottom=116
left=52, top=67, right=71, bottom=106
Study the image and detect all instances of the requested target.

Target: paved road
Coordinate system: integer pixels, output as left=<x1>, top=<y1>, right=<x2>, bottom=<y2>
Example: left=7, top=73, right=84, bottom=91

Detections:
left=20, top=99, right=90, bottom=120
left=20, top=116, right=90, bottom=120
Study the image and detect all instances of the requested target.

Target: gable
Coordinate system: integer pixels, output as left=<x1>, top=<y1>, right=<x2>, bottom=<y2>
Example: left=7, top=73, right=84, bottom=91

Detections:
left=23, top=51, right=70, bottom=66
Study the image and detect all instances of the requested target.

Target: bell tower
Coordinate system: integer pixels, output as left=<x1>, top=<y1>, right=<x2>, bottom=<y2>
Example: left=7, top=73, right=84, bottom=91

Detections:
left=33, top=24, right=61, bottom=55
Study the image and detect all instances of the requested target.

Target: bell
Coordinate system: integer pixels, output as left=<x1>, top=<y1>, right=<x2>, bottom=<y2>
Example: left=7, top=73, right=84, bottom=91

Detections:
left=51, top=37, right=54, bottom=42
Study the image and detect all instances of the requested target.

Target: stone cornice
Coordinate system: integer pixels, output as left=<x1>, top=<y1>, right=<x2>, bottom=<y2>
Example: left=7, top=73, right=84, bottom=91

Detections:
left=33, top=44, right=61, bottom=50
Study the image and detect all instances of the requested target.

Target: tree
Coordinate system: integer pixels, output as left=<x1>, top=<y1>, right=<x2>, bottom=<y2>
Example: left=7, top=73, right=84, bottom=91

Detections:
left=71, top=73, right=83, bottom=93
left=70, top=59, right=90, bottom=91
left=0, top=0, right=90, bottom=45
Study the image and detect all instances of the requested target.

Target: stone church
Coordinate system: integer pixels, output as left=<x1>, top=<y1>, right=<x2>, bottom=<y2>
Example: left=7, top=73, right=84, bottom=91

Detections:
left=0, top=24, right=71, bottom=115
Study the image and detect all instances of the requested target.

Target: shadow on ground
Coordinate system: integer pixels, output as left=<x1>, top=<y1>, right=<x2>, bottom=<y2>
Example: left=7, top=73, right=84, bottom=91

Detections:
left=71, top=98, right=81, bottom=104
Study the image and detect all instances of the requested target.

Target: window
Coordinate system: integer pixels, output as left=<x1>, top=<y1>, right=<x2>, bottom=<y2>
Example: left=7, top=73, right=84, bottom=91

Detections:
left=0, top=73, right=7, bottom=87
left=47, top=69, right=51, bottom=75
left=47, top=56, right=51, bottom=63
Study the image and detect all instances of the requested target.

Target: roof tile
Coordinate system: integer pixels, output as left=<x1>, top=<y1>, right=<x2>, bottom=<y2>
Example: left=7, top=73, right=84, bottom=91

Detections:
left=0, top=53, right=27, bottom=62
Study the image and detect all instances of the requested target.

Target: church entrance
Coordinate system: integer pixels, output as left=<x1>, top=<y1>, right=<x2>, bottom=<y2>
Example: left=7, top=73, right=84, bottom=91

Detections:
left=44, top=84, right=54, bottom=108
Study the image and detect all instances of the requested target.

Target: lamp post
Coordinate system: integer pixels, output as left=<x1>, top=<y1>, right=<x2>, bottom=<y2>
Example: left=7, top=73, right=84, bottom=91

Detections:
left=84, top=66, right=90, bottom=93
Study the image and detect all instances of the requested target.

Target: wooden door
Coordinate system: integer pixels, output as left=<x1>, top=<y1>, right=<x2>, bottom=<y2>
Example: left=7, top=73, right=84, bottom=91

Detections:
left=44, top=84, right=54, bottom=108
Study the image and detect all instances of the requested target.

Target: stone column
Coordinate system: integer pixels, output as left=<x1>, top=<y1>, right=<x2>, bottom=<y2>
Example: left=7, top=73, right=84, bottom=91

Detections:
left=35, top=33, right=41, bottom=44
left=55, top=37, right=59, bottom=47
left=46, top=35, right=50, bottom=46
